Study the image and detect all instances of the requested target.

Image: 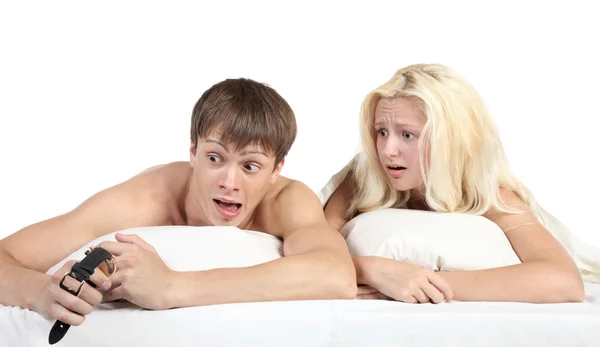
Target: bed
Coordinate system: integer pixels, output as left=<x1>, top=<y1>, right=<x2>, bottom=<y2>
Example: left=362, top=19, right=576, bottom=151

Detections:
left=2, top=211, right=599, bottom=347
left=2, top=283, right=599, bottom=347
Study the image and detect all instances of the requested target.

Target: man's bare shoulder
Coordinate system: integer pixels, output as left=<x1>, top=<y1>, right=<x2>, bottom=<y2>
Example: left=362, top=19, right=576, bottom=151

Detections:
left=134, top=161, right=191, bottom=188
left=125, top=161, right=191, bottom=222
left=137, top=161, right=190, bottom=175
left=0, top=162, right=192, bottom=272
left=253, top=176, right=322, bottom=237
left=275, top=178, right=316, bottom=201
left=71, top=161, right=192, bottom=230
left=260, top=176, right=315, bottom=206
left=62, top=161, right=189, bottom=227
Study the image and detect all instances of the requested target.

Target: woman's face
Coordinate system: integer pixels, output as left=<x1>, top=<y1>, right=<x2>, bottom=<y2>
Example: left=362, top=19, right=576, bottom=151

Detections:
left=374, top=97, right=427, bottom=195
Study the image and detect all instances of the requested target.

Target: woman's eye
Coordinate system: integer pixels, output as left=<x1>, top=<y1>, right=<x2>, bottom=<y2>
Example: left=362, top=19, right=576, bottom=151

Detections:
left=207, top=155, right=222, bottom=163
left=244, top=163, right=260, bottom=172
left=377, top=129, right=388, bottom=137
left=403, top=132, right=415, bottom=139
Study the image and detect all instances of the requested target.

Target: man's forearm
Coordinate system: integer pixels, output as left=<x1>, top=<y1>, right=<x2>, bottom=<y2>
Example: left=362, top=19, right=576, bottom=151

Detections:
left=438, top=262, right=584, bottom=303
left=0, top=248, right=46, bottom=310
left=167, top=250, right=356, bottom=308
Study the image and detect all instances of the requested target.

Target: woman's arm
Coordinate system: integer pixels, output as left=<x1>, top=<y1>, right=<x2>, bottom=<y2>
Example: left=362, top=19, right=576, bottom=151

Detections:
left=438, top=188, right=584, bottom=303
left=323, top=171, right=354, bottom=231
left=324, top=171, right=455, bottom=303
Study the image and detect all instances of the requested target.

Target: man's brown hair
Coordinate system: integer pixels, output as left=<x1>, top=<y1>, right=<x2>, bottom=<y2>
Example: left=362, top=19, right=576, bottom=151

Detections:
left=191, top=78, right=297, bottom=166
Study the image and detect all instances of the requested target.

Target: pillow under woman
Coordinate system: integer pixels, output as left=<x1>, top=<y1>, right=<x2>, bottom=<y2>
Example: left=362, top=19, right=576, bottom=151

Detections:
left=323, top=63, right=584, bottom=304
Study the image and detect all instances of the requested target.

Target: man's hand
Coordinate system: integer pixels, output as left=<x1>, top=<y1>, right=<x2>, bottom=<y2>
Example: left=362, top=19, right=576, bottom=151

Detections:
left=33, top=260, right=111, bottom=325
left=99, top=233, right=175, bottom=310
left=357, top=256, right=453, bottom=304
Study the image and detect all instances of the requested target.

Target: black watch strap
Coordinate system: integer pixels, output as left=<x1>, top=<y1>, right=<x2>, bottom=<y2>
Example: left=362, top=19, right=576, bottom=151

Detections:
left=49, top=247, right=115, bottom=345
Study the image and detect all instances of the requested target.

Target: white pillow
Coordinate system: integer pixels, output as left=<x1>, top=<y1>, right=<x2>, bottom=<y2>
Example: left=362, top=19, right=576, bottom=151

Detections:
left=46, top=225, right=283, bottom=275
left=340, top=209, right=521, bottom=271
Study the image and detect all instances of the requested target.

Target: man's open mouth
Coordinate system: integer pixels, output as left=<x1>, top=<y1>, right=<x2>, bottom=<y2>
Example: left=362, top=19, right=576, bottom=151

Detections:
left=213, top=199, right=242, bottom=211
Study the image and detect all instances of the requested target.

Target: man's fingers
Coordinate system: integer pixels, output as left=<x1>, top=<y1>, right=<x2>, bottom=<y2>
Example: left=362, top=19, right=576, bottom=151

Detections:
left=115, top=233, right=156, bottom=252
left=99, top=234, right=156, bottom=255
left=49, top=303, right=85, bottom=326
left=427, top=273, right=454, bottom=302
left=114, top=232, right=136, bottom=244
left=52, top=260, right=77, bottom=281
left=108, top=268, right=127, bottom=288
left=89, top=267, right=112, bottom=291
left=105, top=286, right=126, bottom=303
left=54, top=285, right=94, bottom=317
left=97, top=241, right=134, bottom=256
left=77, top=282, right=104, bottom=306
left=54, top=275, right=101, bottom=309
left=357, top=285, right=379, bottom=295
left=96, top=259, right=116, bottom=277
left=55, top=257, right=112, bottom=292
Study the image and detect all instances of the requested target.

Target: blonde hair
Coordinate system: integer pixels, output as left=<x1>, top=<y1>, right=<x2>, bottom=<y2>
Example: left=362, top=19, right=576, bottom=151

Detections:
left=348, top=63, right=541, bottom=218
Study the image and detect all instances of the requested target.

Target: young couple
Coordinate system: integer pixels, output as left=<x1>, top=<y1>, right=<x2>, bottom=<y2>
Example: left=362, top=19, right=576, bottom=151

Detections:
left=0, top=63, right=586, bottom=328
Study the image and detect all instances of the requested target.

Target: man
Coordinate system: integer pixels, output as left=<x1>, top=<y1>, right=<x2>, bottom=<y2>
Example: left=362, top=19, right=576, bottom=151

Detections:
left=0, top=78, right=357, bottom=327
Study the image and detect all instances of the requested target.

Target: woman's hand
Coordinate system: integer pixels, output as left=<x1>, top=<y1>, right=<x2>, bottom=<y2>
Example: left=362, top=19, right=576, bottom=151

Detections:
left=355, top=256, right=453, bottom=304
left=356, top=285, right=392, bottom=300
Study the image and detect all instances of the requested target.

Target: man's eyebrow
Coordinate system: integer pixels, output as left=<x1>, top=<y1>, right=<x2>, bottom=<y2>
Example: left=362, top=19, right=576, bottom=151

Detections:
left=205, top=139, right=228, bottom=152
left=205, top=139, right=268, bottom=158
left=240, top=149, right=268, bottom=158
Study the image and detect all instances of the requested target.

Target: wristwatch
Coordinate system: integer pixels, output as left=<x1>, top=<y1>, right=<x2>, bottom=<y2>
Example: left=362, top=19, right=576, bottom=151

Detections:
left=48, top=246, right=116, bottom=345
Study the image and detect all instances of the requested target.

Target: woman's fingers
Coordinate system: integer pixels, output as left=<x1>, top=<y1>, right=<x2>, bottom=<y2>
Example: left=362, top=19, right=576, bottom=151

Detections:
left=413, top=288, right=431, bottom=303
left=421, top=281, right=445, bottom=304
left=357, top=285, right=379, bottom=295
left=426, top=272, right=454, bottom=302
left=357, top=292, right=392, bottom=300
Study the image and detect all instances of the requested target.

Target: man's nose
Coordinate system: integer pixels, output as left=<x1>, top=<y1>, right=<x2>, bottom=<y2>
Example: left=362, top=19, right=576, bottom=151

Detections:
left=219, top=166, right=241, bottom=191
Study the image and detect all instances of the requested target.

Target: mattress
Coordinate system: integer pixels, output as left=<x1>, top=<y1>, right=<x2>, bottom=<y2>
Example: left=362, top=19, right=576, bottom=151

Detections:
left=2, top=283, right=599, bottom=347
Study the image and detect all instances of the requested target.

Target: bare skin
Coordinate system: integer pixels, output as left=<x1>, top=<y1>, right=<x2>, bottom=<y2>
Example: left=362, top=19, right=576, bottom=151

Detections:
left=0, top=139, right=357, bottom=326
left=324, top=97, right=584, bottom=304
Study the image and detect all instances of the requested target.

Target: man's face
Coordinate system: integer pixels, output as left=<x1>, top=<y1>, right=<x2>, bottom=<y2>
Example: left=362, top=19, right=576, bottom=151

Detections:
left=189, top=136, right=283, bottom=227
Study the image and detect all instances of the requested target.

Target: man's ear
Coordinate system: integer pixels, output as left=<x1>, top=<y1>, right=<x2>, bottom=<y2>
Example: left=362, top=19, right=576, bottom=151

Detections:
left=189, top=142, right=197, bottom=167
left=271, top=158, right=285, bottom=184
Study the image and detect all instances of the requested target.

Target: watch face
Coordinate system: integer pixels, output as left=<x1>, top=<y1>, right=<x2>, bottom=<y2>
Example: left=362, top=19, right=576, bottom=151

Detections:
left=85, top=246, right=117, bottom=276
left=105, top=257, right=117, bottom=275
left=84, top=246, right=95, bottom=256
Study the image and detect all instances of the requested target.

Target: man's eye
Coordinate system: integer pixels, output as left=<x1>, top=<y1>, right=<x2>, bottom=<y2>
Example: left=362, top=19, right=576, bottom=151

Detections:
left=207, top=155, right=222, bottom=163
left=244, top=163, right=260, bottom=172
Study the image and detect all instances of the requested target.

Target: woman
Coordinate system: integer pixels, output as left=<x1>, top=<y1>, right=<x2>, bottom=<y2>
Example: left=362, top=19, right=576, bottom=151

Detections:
left=324, top=63, right=589, bottom=304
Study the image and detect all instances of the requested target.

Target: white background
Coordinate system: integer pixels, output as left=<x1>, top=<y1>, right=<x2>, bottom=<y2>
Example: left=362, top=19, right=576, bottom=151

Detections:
left=1, top=1, right=598, bottom=249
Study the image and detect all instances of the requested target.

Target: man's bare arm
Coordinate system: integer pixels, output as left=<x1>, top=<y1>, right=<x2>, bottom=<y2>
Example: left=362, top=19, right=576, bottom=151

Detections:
left=0, top=173, right=167, bottom=315
left=146, top=181, right=357, bottom=308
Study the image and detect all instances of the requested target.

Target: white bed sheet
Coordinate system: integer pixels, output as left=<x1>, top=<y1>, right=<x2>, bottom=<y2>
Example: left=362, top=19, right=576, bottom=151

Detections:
left=2, top=283, right=599, bottom=347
